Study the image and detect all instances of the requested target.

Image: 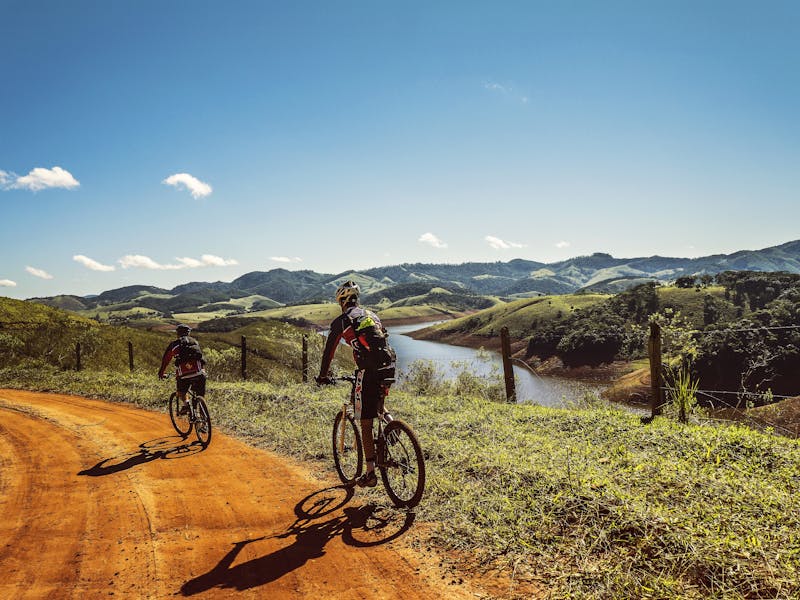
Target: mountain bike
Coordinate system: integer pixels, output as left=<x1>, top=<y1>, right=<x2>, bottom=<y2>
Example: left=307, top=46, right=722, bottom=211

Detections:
left=166, top=378, right=212, bottom=447
left=328, top=373, right=425, bottom=508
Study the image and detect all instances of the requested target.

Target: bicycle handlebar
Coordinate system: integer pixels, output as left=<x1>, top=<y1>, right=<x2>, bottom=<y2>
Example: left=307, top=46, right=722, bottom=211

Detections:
left=316, top=373, right=396, bottom=386
left=316, top=374, right=355, bottom=385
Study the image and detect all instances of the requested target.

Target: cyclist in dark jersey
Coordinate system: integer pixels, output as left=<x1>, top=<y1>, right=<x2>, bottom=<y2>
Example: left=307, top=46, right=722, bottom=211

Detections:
left=317, top=280, right=396, bottom=488
left=158, top=324, right=207, bottom=415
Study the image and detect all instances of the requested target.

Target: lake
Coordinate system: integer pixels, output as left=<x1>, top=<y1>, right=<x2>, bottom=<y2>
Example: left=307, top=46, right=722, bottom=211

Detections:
left=387, top=323, right=601, bottom=408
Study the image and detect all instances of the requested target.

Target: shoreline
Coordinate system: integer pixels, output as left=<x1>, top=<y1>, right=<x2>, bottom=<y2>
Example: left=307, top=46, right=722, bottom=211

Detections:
left=407, top=322, right=638, bottom=385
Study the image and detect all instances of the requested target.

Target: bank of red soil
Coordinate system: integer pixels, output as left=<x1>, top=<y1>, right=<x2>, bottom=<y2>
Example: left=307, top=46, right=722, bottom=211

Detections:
left=0, top=390, right=486, bottom=599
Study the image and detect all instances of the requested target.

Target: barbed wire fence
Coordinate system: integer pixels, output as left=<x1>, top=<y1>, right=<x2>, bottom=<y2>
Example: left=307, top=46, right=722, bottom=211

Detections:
left=650, top=322, right=800, bottom=438
left=4, top=319, right=800, bottom=437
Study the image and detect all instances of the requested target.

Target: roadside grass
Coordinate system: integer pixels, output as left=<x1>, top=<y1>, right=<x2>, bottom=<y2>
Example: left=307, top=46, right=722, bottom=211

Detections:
left=1, top=367, right=799, bottom=599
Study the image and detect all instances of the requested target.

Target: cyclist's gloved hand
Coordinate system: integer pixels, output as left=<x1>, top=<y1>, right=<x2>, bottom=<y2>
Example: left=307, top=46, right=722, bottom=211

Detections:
left=315, top=375, right=333, bottom=386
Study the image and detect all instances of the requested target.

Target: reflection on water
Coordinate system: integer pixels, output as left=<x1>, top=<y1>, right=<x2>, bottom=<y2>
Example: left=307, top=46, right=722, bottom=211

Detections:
left=387, top=323, right=600, bottom=408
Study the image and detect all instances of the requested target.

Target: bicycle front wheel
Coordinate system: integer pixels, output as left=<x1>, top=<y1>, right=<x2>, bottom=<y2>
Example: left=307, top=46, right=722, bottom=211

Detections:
left=379, top=419, right=426, bottom=508
left=169, top=392, right=192, bottom=437
left=193, top=397, right=212, bottom=447
left=332, top=410, right=363, bottom=485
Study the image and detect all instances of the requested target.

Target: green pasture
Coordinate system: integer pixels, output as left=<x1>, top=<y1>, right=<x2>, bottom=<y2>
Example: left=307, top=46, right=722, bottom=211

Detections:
left=427, top=293, right=610, bottom=338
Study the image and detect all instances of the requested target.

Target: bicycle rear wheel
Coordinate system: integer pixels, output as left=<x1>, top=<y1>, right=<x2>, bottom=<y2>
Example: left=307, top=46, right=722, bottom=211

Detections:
left=332, top=410, right=363, bottom=485
left=169, top=392, right=192, bottom=437
left=379, top=419, right=425, bottom=508
left=193, top=397, right=212, bottom=447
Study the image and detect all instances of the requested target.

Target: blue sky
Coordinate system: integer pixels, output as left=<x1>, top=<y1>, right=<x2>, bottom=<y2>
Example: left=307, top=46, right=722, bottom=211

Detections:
left=1, top=1, right=799, bottom=299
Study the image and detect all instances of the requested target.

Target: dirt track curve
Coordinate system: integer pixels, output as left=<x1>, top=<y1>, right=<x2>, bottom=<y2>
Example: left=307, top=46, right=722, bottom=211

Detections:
left=0, top=390, right=476, bottom=599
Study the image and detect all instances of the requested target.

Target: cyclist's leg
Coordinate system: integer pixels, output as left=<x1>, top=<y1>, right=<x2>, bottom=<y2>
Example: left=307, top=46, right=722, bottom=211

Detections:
left=356, top=370, right=380, bottom=487
left=176, top=377, right=191, bottom=414
left=189, top=374, right=207, bottom=399
left=360, top=418, right=375, bottom=470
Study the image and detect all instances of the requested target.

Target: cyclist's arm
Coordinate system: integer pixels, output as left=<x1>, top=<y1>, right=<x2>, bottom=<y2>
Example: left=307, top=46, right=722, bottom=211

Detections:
left=318, top=317, right=345, bottom=379
left=158, top=341, right=179, bottom=378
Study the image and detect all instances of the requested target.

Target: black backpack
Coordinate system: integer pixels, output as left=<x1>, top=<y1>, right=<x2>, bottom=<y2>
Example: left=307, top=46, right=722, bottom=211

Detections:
left=346, top=307, right=396, bottom=376
left=177, top=335, right=204, bottom=365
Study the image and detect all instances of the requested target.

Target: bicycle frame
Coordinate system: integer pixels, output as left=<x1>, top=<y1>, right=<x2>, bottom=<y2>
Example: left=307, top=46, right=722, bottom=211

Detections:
left=328, top=371, right=425, bottom=508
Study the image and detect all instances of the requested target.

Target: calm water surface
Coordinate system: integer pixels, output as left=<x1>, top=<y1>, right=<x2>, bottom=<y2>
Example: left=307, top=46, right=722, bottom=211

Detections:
left=387, top=323, right=600, bottom=408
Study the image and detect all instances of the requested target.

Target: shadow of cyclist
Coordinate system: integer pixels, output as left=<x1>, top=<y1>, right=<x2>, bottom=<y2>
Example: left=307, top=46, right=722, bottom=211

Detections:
left=78, top=436, right=204, bottom=476
left=180, top=485, right=416, bottom=596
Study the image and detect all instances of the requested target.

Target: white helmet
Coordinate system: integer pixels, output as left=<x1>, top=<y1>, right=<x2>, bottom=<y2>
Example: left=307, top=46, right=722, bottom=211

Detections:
left=335, top=280, right=360, bottom=307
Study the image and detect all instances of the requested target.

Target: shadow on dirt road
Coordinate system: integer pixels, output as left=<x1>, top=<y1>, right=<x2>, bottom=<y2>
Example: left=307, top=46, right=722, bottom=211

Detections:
left=180, top=485, right=416, bottom=595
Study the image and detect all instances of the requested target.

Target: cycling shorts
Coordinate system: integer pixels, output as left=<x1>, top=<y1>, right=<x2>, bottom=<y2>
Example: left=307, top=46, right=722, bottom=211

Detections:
left=177, top=373, right=206, bottom=398
left=352, top=369, right=388, bottom=420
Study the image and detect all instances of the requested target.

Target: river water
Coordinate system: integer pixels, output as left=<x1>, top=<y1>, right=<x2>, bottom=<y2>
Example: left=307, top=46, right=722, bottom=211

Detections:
left=387, top=323, right=600, bottom=408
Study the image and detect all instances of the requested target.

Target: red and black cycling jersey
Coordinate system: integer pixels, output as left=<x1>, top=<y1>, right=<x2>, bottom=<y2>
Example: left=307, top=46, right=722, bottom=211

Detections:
left=158, top=336, right=205, bottom=380
left=319, top=306, right=385, bottom=376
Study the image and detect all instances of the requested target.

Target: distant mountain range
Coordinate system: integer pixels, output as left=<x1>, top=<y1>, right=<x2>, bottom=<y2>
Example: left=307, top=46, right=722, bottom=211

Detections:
left=30, top=239, right=800, bottom=313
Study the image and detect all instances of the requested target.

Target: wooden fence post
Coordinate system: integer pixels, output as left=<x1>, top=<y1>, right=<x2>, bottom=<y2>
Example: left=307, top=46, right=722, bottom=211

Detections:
left=302, top=334, right=308, bottom=383
left=75, top=342, right=81, bottom=371
left=128, top=341, right=134, bottom=372
left=500, top=327, right=516, bottom=403
left=241, top=335, right=247, bottom=380
left=648, top=322, right=664, bottom=418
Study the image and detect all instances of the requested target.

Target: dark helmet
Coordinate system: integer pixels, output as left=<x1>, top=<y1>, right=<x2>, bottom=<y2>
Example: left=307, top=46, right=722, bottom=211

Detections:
left=175, top=324, right=191, bottom=336
left=335, top=280, right=360, bottom=307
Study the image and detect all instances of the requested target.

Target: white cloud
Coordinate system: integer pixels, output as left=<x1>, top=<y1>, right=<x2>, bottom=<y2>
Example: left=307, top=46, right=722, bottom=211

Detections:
left=270, top=256, right=303, bottom=263
left=419, top=232, right=448, bottom=249
left=119, top=255, right=176, bottom=270
left=176, top=254, right=239, bottom=268
left=73, top=255, right=116, bottom=272
left=555, top=241, right=571, bottom=249
left=119, top=253, right=237, bottom=270
left=162, top=173, right=212, bottom=198
left=485, top=235, right=526, bottom=250
left=0, top=279, right=17, bottom=287
left=199, top=254, right=238, bottom=267
left=26, top=266, right=54, bottom=280
left=2, top=166, right=80, bottom=191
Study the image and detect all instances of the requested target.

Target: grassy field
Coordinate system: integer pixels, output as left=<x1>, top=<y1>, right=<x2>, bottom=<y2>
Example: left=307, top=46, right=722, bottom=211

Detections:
left=414, top=286, right=744, bottom=349
left=3, top=366, right=798, bottom=599
left=420, top=293, right=611, bottom=340
left=656, top=285, right=739, bottom=328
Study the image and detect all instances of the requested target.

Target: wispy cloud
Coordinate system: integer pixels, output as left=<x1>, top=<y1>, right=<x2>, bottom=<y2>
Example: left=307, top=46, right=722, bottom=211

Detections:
left=162, top=173, right=212, bottom=198
left=73, top=255, right=117, bottom=272
left=119, top=253, right=237, bottom=270
left=483, top=81, right=529, bottom=105
left=419, top=232, right=448, bottom=249
left=0, top=279, right=17, bottom=287
left=1, top=166, right=80, bottom=191
left=555, top=241, right=571, bottom=249
left=26, top=266, right=54, bottom=280
left=270, top=256, right=303, bottom=263
left=485, top=235, right=526, bottom=250
left=484, top=82, right=510, bottom=93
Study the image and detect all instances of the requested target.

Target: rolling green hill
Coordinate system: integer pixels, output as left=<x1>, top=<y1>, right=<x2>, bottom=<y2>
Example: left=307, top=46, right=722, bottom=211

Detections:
left=24, top=239, right=800, bottom=327
left=0, top=297, right=344, bottom=382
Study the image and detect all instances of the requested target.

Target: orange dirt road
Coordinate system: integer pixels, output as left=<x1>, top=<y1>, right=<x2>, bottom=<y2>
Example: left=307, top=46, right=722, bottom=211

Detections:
left=0, top=390, right=475, bottom=599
